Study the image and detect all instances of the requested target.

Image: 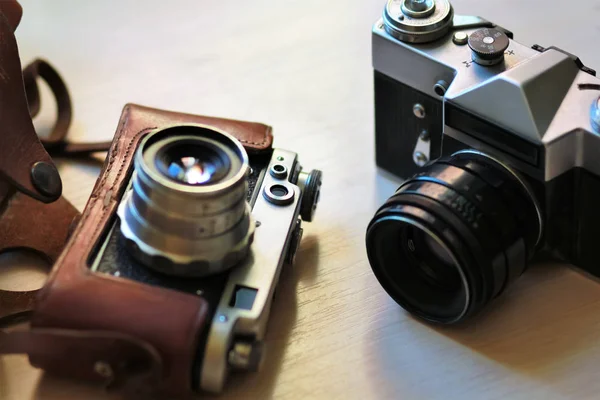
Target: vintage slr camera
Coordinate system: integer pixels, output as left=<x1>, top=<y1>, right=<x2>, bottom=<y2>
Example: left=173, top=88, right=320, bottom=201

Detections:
left=29, top=105, right=322, bottom=396
left=366, top=0, right=600, bottom=324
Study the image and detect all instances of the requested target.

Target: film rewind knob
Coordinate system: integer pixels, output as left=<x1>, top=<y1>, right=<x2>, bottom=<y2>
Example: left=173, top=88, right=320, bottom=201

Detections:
left=383, top=0, right=454, bottom=44
left=402, top=0, right=436, bottom=18
left=468, top=28, right=510, bottom=66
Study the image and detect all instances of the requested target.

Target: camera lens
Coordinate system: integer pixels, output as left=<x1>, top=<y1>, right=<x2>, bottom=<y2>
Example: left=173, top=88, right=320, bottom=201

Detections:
left=156, top=142, right=230, bottom=185
left=368, top=217, right=469, bottom=321
left=366, top=150, right=542, bottom=323
left=117, top=125, right=254, bottom=277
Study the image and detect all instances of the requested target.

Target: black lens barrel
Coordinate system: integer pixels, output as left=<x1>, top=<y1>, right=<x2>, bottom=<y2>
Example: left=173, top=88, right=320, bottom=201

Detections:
left=366, top=151, right=541, bottom=323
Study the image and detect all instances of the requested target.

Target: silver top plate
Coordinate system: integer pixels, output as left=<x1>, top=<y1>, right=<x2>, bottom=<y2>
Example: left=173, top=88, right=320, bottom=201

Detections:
left=373, top=15, right=600, bottom=181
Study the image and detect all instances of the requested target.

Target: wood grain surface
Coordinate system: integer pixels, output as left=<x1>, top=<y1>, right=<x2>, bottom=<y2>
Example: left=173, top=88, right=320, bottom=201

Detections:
left=2, top=0, right=600, bottom=399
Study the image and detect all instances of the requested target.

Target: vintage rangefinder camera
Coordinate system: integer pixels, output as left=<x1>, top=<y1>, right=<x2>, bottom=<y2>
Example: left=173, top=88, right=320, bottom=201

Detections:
left=366, top=0, right=600, bottom=324
left=28, top=104, right=322, bottom=396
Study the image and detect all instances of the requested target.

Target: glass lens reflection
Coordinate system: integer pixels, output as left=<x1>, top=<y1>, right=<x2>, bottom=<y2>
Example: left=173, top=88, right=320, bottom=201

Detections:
left=167, top=156, right=217, bottom=185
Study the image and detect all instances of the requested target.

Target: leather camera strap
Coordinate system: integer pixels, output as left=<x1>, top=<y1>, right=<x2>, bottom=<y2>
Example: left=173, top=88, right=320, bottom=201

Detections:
left=23, top=59, right=113, bottom=156
left=0, top=7, right=164, bottom=391
left=0, top=4, right=272, bottom=394
left=0, top=5, right=108, bottom=324
left=0, top=190, right=79, bottom=323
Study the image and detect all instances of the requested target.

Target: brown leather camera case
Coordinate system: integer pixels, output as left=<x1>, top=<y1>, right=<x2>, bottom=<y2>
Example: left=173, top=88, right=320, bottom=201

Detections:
left=0, top=5, right=273, bottom=395
left=0, top=2, right=115, bottom=324
left=25, top=104, right=274, bottom=397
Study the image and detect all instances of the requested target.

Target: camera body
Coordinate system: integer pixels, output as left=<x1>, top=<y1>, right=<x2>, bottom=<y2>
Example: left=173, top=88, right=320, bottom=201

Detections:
left=28, top=104, right=322, bottom=396
left=372, top=0, right=600, bottom=278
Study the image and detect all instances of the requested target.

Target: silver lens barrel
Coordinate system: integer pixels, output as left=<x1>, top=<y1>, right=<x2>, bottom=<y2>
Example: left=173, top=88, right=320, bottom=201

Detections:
left=117, top=125, right=254, bottom=277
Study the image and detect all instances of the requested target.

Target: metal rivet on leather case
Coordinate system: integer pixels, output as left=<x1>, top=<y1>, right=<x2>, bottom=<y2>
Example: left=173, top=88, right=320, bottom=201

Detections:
left=31, top=161, right=62, bottom=198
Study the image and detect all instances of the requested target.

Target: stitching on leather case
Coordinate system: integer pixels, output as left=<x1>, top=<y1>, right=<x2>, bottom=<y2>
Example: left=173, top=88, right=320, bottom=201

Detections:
left=54, top=105, right=152, bottom=272
left=73, top=106, right=132, bottom=241
left=90, top=127, right=155, bottom=243
left=106, top=127, right=156, bottom=198
left=237, top=125, right=272, bottom=146
left=97, top=108, right=130, bottom=191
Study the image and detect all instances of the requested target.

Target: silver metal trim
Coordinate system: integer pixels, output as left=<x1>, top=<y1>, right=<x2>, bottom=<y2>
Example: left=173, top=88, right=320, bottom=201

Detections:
left=452, top=31, right=468, bottom=45
left=433, top=80, right=449, bottom=96
left=263, top=183, right=295, bottom=205
left=269, top=163, right=288, bottom=179
left=452, top=150, right=543, bottom=247
left=372, top=17, right=538, bottom=100
left=89, top=223, right=118, bottom=274
left=200, top=149, right=303, bottom=393
left=449, top=50, right=580, bottom=144
left=412, top=130, right=431, bottom=166
left=470, top=52, right=504, bottom=66
left=451, top=15, right=492, bottom=30
left=373, top=13, right=600, bottom=181
left=413, top=103, right=426, bottom=118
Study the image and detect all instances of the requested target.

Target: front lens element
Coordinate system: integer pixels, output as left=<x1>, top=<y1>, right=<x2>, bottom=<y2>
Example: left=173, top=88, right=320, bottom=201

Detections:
left=368, top=216, right=468, bottom=322
left=169, top=156, right=212, bottom=184
left=366, top=151, right=541, bottom=323
left=156, top=143, right=230, bottom=185
left=403, top=226, right=462, bottom=291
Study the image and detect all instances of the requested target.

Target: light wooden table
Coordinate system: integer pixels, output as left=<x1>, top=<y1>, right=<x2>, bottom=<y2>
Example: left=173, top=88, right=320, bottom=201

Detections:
left=2, top=1, right=600, bottom=399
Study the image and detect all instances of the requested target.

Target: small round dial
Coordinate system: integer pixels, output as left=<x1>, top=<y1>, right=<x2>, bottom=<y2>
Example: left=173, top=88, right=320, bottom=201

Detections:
left=383, top=0, right=454, bottom=44
left=468, top=28, right=510, bottom=66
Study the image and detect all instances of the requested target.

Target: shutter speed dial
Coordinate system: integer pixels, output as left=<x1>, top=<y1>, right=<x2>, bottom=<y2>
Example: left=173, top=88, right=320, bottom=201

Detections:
left=468, top=28, right=510, bottom=66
